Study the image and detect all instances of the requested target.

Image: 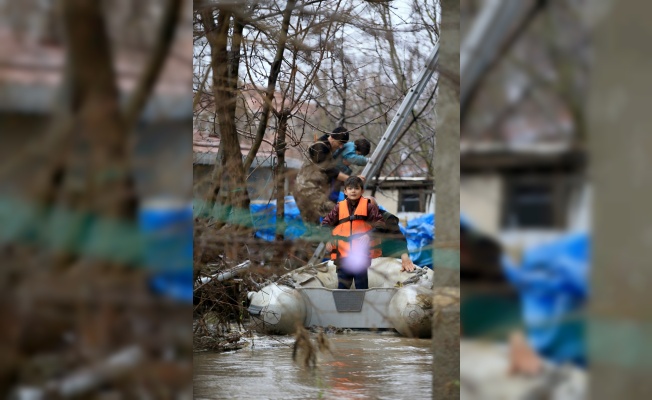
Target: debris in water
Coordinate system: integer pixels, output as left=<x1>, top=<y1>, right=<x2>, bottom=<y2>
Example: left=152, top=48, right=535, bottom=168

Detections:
left=292, top=326, right=317, bottom=368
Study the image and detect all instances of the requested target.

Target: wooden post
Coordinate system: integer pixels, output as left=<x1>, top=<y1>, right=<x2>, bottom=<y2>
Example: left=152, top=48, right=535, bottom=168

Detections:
left=587, top=1, right=652, bottom=398
left=432, top=0, right=461, bottom=398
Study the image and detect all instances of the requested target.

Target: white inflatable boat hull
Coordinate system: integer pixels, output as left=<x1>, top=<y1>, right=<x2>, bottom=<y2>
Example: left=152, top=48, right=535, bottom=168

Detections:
left=247, top=257, right=435, bottom=338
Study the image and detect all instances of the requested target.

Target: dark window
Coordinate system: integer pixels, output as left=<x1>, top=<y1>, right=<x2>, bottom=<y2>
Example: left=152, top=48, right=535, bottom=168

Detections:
left=399, top=192, right=422, bottom=212
left=503, top=182, right=555, bottom=228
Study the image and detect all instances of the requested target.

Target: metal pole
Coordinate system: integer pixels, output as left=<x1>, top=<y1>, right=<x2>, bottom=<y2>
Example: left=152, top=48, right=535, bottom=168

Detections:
left=198, top=260, right=252, bottom=287
left=460, top=0, right=542, bottom=116
left=360, top=43, right=439, bottom=184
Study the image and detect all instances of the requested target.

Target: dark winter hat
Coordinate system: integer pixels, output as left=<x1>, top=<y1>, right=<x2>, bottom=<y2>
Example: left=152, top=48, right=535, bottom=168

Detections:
left=330, top=126, right=349, bottom=143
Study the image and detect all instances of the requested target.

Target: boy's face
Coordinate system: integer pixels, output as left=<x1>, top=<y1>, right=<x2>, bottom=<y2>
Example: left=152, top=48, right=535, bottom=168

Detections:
left=344, top=185, right=362, bottom=200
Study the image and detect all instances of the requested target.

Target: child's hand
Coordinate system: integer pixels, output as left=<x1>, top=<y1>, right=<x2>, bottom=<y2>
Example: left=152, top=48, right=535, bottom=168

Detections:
left=400, top=253, right=415, bottom=272
left=509, top=331, right=543, bottom=376
left=342, top=159, right=351, bottom=166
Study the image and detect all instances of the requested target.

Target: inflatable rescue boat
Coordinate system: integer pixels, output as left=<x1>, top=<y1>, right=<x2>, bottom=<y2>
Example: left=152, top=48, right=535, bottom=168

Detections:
left=247, top=257, right=435, bottom=338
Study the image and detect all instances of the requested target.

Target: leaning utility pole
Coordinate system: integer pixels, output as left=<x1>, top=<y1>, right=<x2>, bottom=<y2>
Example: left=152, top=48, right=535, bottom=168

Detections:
left=307, top=44, right=439, bottom=265
left=460, top=0, right=546, bottom=118
left=432, top=0, right=460, bottom=398
left=360, top=43, right=439, bottom=183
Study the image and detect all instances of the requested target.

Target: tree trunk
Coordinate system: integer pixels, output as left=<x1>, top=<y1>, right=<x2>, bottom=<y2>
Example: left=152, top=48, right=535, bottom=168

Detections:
left=432, top=0, right=461, bottom=398
left=202, top=9, right=251, bottom=226
left=39, top=0, right=138, bottom=271
left=275, top=111, right=290, bottom=241
left=62, top=0, right=135, bottom=221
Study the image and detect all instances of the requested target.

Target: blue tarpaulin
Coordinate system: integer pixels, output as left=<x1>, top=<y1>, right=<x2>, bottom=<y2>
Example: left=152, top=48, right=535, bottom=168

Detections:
left=251, top=198, right=458, bottom=270
left=253, top=197, right=439, bottom=267
left=250, top=196, right=307, bottom=240
left=138, top=199, right=193, bottom=303
left=399, top=213, right=474, bottom=269
left=400, top=213, right=434, bottom=268
left=503, top=232, right=590, bottom=366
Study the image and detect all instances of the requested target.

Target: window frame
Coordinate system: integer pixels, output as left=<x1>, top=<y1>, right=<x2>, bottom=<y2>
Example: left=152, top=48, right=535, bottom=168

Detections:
left=501, top=174, right=571, bottom=230
left=398, top=189, right=426, bottom=213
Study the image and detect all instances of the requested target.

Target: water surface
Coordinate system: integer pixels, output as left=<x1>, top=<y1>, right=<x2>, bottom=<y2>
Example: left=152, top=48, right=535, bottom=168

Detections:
left=194, top=331, right=432, bottom=399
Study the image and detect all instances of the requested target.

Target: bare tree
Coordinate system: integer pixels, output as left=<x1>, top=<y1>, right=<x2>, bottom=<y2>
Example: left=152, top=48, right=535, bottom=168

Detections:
left=200, top=7, right=251, bottom=228
left=0, top=0, right=189, bottom=396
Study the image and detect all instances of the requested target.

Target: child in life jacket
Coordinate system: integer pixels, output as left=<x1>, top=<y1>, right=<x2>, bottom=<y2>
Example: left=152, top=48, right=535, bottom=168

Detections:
left=321, top=176, right=384, bottom=289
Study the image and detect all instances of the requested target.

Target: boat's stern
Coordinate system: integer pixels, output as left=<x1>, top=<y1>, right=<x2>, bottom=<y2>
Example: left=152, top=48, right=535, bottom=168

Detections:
left=299, top=287, right=397, bottom=330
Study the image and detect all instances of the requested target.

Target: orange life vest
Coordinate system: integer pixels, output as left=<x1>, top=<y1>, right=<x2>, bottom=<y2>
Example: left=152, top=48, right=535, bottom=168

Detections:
left=330, top=197, right=378, bottom=261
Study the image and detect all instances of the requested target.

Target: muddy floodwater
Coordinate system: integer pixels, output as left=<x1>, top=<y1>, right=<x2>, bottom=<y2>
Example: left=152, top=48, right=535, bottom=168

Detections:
left=194, top=331, right=432, bottom=399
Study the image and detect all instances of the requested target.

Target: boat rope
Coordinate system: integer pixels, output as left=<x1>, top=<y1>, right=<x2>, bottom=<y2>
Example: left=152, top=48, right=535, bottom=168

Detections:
left=400, top=268, right=427, bottom=286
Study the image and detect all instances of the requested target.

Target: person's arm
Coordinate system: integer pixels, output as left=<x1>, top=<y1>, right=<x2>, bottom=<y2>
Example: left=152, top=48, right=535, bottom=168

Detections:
left=321, top=205, right=339, bottom=254
left=381, top=213, right=415, bottom=272
left=324, top=167, right=341, bottom=182
left=322, top=166, right=351, bottom=183
left=342, top=153, right=369, bottom=166
left=367, top=203, right=386, bottom=229
left=509, top=331, right=543, bottom=376
left=391, top=226, right=413, bottom=271
left=321, top=204, right=339, bottom=227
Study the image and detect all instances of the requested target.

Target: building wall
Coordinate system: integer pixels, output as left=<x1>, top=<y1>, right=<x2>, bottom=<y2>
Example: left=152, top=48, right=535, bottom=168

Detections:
left=460, top=171, right=588, bottom=262
left=460, top=173, right=503, bottom=236
left=366, top=189, right=399, bottom=214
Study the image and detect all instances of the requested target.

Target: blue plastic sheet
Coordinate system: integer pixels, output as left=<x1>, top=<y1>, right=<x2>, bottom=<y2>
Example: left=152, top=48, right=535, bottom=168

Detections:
left=400, top=213, right=435, bottom=268
left=396, top=213, right=471, bottom=269
left=138, top=200, right=193, bottom=303
left=250, top=196, right=307, bottom=241
left=503, top=232, right=590, bottom=366
left=251, top=200, right=442, bottom=270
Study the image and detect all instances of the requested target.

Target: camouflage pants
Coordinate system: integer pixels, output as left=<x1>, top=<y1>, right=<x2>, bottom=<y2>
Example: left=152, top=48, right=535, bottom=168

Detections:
left=294, top=186, right=335, bottom=226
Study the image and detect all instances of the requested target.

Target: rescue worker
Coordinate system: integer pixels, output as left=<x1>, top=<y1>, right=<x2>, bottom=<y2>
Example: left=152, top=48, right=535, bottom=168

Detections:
left=321, top=176, right=384, bottom=289
left=367, top=197, right=416, bottom=272
left=319, top=127, right=372, bottom=202
left=294, top=141, right=351, bottom=226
